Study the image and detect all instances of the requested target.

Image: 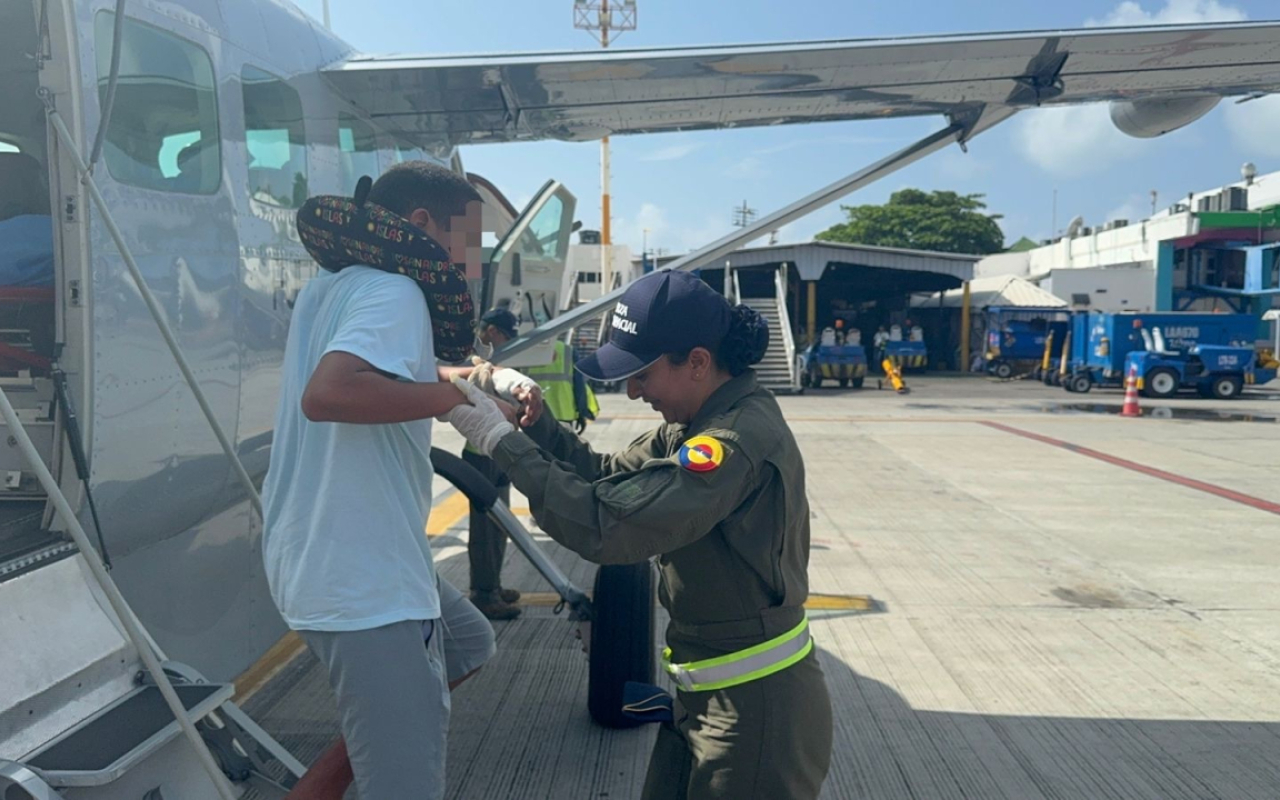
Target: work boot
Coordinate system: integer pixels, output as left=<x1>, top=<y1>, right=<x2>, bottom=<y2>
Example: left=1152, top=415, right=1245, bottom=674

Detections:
left=500, top=588, right=521, bottom=604
left=471, top=591, right=521, bottom=621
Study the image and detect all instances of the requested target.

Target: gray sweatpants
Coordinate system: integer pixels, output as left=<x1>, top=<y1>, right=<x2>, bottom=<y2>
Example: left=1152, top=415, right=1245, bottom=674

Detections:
left=300, top=578, right=495, bottom=800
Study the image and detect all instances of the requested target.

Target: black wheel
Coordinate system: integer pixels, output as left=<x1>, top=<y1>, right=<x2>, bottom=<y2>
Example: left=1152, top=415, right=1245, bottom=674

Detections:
left=1049, top=372, right=1062, bottom=387
left=851, top=377, right=864, bottom=389
left=809, top=371, right=823, bottom=388
left=800, top=370, right=811, bottom=388
left=588, top=563, right=655, bottom=729
left=1210, top=374, right=1243, bottom=400
left=838, top=378, right=849, bottom=388
left=1042, top=371, right=1055, bottom=387
left=993, top=361, right=1014, bottom=380
left=1144, top=368, right=1180, bottom=399
left=1069, top=373, right=1092, bottom=394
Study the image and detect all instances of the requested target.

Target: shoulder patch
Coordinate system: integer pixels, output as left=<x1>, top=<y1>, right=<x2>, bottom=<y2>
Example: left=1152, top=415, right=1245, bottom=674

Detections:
left=678, top=435, right=726, bottom=473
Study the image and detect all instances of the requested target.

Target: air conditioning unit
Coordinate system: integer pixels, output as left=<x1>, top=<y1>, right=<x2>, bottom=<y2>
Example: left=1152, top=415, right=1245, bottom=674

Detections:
left=1224, top=186, right=1248, bottom=211
left=578, top=229, right=601, bottom=244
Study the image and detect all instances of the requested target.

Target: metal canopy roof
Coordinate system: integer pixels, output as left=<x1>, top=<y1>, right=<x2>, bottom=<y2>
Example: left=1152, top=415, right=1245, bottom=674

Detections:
left=911, top=275, right=1068, bottom=309
left=720, top=241, right=979, bottom=283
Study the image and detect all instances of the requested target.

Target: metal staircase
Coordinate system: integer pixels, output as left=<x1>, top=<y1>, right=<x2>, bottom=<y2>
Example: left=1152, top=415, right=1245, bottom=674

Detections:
left=732, top=267, right=800, bottom=393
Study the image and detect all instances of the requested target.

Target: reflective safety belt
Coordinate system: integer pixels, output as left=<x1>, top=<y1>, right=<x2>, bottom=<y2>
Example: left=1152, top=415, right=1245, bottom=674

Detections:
left=663, top=616, right=813, bottom=692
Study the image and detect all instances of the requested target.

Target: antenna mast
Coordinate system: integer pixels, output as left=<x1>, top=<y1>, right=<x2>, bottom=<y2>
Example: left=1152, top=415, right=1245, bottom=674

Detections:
left=574, top=1, right=638, bottom=292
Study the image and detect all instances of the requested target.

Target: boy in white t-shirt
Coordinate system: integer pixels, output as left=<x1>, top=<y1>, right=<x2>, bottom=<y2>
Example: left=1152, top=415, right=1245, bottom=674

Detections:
left=262, top=162, right=537, bottom=799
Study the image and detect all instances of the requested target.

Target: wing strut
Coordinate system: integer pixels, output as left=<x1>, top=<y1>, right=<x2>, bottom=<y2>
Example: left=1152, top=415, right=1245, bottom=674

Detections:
left=496, top=111, right=1013, bottom=360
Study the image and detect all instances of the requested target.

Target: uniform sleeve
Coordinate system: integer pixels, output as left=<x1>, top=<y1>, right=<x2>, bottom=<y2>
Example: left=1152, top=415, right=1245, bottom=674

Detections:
left=324, top=276, right=428, bottom=381
left=520, top=409, right=667, bottom=482
left=491, top=427, right=757, bottom=564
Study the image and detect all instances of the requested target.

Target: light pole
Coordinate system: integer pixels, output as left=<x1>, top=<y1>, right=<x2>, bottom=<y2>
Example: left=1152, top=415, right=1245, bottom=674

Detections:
left=574, top=1, right=637, bottom=292
left=322, top=0, right=331, bottom=28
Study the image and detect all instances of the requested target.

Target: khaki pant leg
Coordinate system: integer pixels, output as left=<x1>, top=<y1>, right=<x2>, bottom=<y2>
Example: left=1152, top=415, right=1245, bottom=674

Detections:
left=462, top=449, right=510, bottom=593
left=659, top=649, right=833, bottom=800
left=641, top=702, right=695, bottom=800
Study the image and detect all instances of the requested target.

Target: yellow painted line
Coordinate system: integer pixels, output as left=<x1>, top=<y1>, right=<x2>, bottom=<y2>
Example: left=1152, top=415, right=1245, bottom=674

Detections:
left=426, top=491, right=470, bottom=536
left=517, top=591, right=875, bottom=612
left=425, top=494, right=531, bottom=539
left=234, top=631, right=305, bottom=701
left=805, top=593, right=875, bottom=611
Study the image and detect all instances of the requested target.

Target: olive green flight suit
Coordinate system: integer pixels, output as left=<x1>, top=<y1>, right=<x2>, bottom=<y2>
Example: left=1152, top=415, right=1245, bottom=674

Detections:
left=491, top=370, right=833, bottom=800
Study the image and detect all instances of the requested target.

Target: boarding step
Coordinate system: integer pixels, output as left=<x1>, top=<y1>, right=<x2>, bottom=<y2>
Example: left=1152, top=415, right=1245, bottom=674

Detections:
left=24, top=681, right=231, bottom=788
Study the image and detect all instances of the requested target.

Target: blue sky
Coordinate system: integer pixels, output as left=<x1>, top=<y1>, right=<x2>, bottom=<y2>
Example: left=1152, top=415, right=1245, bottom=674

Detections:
left=292, top=0, right=1280, bottom=255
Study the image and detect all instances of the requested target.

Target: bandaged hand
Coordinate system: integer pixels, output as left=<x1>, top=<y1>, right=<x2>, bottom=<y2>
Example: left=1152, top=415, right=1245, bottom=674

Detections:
left=446, top=375, right=515, bottom=456
left=468, top=357, right=544, bottom=427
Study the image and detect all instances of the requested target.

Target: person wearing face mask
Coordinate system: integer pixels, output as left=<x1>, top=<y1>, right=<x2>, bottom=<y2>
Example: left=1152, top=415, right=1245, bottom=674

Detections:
left=463, top=307, right=524, bottom=619
left=446, top=269, right=833, bottom=800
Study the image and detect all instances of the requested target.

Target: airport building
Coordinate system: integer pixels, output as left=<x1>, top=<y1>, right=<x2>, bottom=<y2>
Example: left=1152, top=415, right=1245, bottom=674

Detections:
left=976, top=165, right=1280, bottom=330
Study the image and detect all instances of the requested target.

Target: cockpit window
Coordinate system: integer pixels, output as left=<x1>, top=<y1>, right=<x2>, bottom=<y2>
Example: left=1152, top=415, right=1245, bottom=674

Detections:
left=93, top=13, right=220, bottom=195
left=339, top=113, right=379, bottom=196
left=242, top=66, right=308, bottom=208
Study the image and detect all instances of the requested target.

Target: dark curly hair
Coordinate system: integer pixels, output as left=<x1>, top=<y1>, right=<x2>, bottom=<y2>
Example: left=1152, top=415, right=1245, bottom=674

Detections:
left=366, top=160, right=481, bottom=227
left=669, top=305, right=770, bottom=377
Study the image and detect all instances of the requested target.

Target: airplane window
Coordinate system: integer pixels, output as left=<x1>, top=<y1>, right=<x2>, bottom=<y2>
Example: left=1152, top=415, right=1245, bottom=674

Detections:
left=339, top=113, right=379, bottom=195
left=395, top=143, right=427, bottom=163
left=243, top=66, right=308, bottom=208
left=520, top=195, right=564, bottom=260
left=93, top=13, right=220, bottom=195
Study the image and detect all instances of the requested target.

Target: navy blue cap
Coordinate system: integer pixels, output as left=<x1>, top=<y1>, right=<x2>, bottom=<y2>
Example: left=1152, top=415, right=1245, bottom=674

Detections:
left=480, top=307, right=519, bottom=339
left=576, top=271, right=732, bottom=381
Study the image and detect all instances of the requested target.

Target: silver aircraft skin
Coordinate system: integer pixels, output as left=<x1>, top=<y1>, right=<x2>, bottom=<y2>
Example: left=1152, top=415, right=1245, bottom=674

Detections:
left=7, top=0, right=1280, bottom=687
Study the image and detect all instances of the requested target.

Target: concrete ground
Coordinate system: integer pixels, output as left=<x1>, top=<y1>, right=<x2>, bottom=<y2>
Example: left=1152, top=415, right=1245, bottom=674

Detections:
left=244, top=374, right=1280, bottom=799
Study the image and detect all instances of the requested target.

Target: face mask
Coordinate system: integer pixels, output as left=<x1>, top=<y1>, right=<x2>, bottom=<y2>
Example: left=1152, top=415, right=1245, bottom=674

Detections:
left=473, top=336, right=495, bottom=361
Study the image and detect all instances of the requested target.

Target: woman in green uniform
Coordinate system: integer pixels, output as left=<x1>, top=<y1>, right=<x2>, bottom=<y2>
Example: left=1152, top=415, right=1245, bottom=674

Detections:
left=445, top=270, right=833, bottom=799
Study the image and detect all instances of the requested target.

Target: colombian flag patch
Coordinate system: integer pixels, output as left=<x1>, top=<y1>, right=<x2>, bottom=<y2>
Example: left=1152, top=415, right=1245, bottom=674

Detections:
left=679, top=436, right=725, bottom=473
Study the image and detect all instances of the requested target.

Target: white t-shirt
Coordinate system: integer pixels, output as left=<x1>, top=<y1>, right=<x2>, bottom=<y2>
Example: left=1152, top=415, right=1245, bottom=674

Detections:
left=262, top=266, right=440, bottom=631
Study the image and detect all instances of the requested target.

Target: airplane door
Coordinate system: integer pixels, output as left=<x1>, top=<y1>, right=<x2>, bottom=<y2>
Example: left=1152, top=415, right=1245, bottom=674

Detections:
left=485, top=180, right=576, bottom=368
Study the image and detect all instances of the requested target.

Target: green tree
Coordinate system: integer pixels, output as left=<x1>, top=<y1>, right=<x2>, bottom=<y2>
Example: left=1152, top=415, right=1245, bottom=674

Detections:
left=816, top=189, right=1005, bottom=255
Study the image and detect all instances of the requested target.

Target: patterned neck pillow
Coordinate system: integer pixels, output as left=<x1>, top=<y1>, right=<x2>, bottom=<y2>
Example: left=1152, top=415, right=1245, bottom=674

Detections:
left=295, top=177, right=475, bottom=363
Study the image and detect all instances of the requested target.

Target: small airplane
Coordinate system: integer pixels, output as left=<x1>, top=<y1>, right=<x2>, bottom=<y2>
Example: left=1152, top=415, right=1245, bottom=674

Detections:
left=3, top=0, right=1279, bottom=796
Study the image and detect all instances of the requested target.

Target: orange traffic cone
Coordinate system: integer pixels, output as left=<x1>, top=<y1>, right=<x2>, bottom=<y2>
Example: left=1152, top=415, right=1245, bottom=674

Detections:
left=1121, top=364, right=1141, bottom=417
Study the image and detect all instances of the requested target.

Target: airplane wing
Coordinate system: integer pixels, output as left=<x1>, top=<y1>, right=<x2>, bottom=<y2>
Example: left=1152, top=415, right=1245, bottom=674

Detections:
left=322, top=21, right=1280, bottom=147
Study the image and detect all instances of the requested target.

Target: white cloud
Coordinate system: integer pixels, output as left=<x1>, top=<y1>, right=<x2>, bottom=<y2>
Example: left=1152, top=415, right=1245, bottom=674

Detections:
left=1086, top=0, right=1245, bottom=26
left=1105, top=196, right=1145, bottom=224
left=1223, top=95, right=1280, bottom=159
left=640, top=143, right=701, bottom=162
left=611, top=202, right=670, bottom=253
left=726, top=156, right=765, bottom=179
left=934, top=150, right=990, bottom=182
left=1013, top=104, right=1141, bottom=176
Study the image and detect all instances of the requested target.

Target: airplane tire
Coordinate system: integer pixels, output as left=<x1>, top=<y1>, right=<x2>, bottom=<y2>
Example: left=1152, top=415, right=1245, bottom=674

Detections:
left=852, top=377, right=864, bottom=389
left=588, top=562, right=655, bottom=729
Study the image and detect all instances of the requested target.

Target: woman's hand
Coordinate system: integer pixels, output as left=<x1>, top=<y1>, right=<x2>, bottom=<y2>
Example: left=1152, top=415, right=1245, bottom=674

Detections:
left=468, top=358, right=543, bottom=428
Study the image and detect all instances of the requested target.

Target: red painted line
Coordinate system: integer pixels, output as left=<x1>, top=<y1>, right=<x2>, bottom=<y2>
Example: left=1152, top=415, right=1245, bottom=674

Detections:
left=981, top=421, right=1280, bottom=517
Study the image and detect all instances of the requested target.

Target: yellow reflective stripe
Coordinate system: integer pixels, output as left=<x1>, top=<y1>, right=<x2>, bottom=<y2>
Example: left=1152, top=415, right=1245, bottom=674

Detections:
left=685, top=639, right=813, bottom=692
left=663, top=616, right=811, bottom=691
